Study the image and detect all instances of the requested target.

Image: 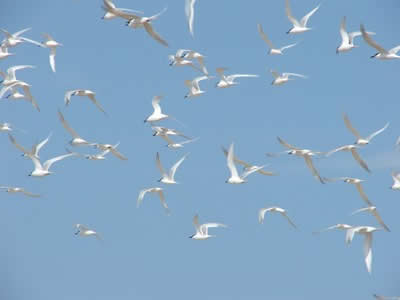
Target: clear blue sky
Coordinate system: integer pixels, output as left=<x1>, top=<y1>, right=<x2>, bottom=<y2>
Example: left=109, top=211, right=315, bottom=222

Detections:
left=1, top=0, right=400, bottom=299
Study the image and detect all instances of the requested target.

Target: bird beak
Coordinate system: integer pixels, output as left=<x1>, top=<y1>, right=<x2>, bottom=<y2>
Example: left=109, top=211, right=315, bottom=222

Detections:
left=286, top=30, right=290, bottom=34
left=336, top=48, right=339, bottom=54
left=74, top=231, right=79, bottom=235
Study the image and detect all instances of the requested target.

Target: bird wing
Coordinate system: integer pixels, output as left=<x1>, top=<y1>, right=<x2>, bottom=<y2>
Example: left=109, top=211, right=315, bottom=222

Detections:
left=285, top=0, right=300, bottom=27
left=354, top=183, right=373, bottom=206
left=388, top=45, right=400, bottom=55
left=372, top=210, right=390, bottom=232
left=43, top=152, right=77, bottom=171
left=361, top=24, right=388, bottom=54
left=42, top=33, right=54, bottom=41
left=110, top=147, right=127, bottom=160
left=58, top=110, right=80, bottom=138
left=282, top=212, right=297, bottom=229
left=364, top=233, right=373, bottom=274
left=20, top=37, right=45, bottom=47
left=200, top=223, right=227, bottom=235
left=157, top=189, right=170, bottom=215
left=64, top=90, right=75, bottom=106
left=227, top=143, right=240, bottom=179
left=216, top=67, right=227, bottom=79
left=257, top=24, right=275, bottom=49
left=277, top=136, right=299, bottom=150
left=270, top=70, right=281, bottom=79
left=226, top=74, right=259, bottom=81
left=156, top=152, right=167, bottom=176
left=49, top=47, right=56, bottom=73
left=21, top=190, right=41, bottom=198
left=160, top=134, right=175, bottom=145
left=192, top=75, right=208, bottom=90
left=21, top=84, right=40, bottom=112
left=185, top=0, right=196, bottom=36
left=350, top=148, right=370, bottom=173
left=149, top=7, right=168, bottom=21
left=282, top=72, right=307, bottom=79
left=13, top=27, right=32, bottom=37
left=280, top=42, right=298, bottom=52
left=366, top=123, right=389, bottom=142
left=345, top=227, right=357, bottom=244
left=8, top=133, right=30, bottom=155
left=339, top=16, right=349, bottom=45
left=258, top=208, right=268, bottom=224
left=392, top=171, right=400, bottom=184
left=325, top=145, right=349, bottom=156
left=300, top=4, right=320, bottom=27
left=304, top=155, right=324, bottom=184
left=34, top=132, right=51, bottom=156
left=143, top=23, right=168, bottom=47
left=222, top=146, right=250, bottom=168
left=169, top=153, right=188, bottom=180
left=151, top=96, right=163, bottom=114
left=193, top=214, right=200, bottom=233
left=137, top=189, right=149, bottom=207
left=241, top=165, right=265, bottom=179
left=343, top=113, right=361, bottom=140
left=350, top=206, right=370, bottom=216
left=196, top=56, right=208, bottom=75
left=87, top=93, right=107, bottom=115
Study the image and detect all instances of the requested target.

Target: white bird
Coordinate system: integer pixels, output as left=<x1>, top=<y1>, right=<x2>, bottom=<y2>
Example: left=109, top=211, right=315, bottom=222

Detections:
left=258, top=207, right=297, bottom=228
left=159, top=134, right=199, bottom=149
left=84, top=150, right=111, bottom=160
left=144, top=96, right=169, bottom=123
left=184, top=75, right=212, bottom=98
left=152, top=126, right=191, bottom=140
left=101, top=0, right=143, bottom=20
left=277, top=137, right=325, bottom=183
left=361, top=24, right=400, bottom=60
left=342, top=113, right=388, bottom=145
left=105, top=0, right=169, bottom=47
left=222, top=146, right=277, bottom=176
left=270, top=69, right=306, bottom=85
left=0, top=45, right=14, bottom=60
left=351, top=206, right=390, bottom=232
left=93, top=143, right=127, bottom=160
left=258, top=24, right=297, bottom=55
left=0, top=65, right=34, bottom=87
left=156, top=152, right=188, bottom=184
left=345, top=226, right=383, bottom=274
left=189, top=214, right=227, bottom=240
left=64, top=89, right=106, bottom=115
left=137, top=187, right=170, bottom=215
left=323, top=177, right=372, bottom=206
left=225, top=143, right=265, bottom=184
left=27, top=152, right=78, bottom=177
left=1, top=80, right=40, bottom=111
left=285, top=0, right=320, bottom=34
left=168, top=49, right=202, bottom=72
left=326, top=144, right=370, bottom=173
left=0, top=28, right=33, bottom=48
left=58, top=110, right=94, bottom=146
left=0, top=186, right=40, bottom=198
left=216, top=67, right=258, bottom=88
left=390, top=171, right=400, bottom=190
left=41, top=33, right=62, bottom=73
left=8, top=133, right=51, bottom=159
left=336, top=17, right=375, bottom=54
left=180, top=49, right=208, bottom=75
left=185, top=0, right=197, bottom=37
left=75, top=224, right=101, bottom=240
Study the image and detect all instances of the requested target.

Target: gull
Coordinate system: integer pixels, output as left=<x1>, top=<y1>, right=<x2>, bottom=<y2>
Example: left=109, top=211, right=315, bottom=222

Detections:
left=216, top=67, right=258, bottom=88
left=152, top=126, right=191, bottom=140
left=75, top=224, right=101, bottom=240
left=185, top=0, right=197, bottom=36
left=28, top=152, right=78, bottom=177
left=8, top=133, right=51, bottom=159
left=184, top=75, right=212, bottom=98
left=58, top=110, right=93, bottom=146
left=277, top=137, right=325, bottom=183
left=159, top=134, right=199, bottom=149
left=361, top=24, right=400, bottom=60
left=0, top=65, right=34, bottom=87
left=258, top=207, right=297, bottom=228
left=391, top=172, right=400, bottom=190
left=107, top=1, right=169, bottom=47
left=180, top=49, right=208, bottom=75
left=144, top=96, right=169, bottom=123
left=336, top=17, right=375, bottom=54
left=351, top=206, right=390, bottom=232
left=257, top=24, right=297, bottom=55
left=323, top=177, right=372, bottom=206
left=40, top=33, right=63, bottom=73
left=313, top=223, right=353, bottom=235
left=137, top=187, right=170, bottom=215
left=225, top=143, right=265, bottom=184
left=343, top=113, right=389, bottom=145
left=168, top=49, right=201, bottom=71
left=64, top=89, right=106, bottom=115
left=270, top=69, right=306, bottom=85
left=93, top=143, right=127, bottom=160
left=189, top=214, right=227, bottom=240
left=326, top=144, right=370, bottom=173
left=156, top=152, right=188, bottom=184
left=373, top=295, right=400, bottom=300
left=345, top=225, right=383, bottom=274
left=0, top=28, right=32, bottom=48
left=0, top=81, right=40, bottom=111
left=285, top=0, right=320, bottom=34
left=222, top=146, right=277, bottom=176
left=0, top=45, right=14, bottom=60
left=101, top=0, right=143, bottom=20
left=0, top=186, right=40, bottom=198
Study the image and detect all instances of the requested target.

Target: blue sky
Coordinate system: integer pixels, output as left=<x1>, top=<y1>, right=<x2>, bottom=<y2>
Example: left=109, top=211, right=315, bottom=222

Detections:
left=1, top=0, right=400, bottom=299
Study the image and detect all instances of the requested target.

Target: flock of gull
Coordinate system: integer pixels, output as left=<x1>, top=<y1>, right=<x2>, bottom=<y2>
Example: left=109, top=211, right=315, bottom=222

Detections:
left=2, top=0, right=399, bottom=299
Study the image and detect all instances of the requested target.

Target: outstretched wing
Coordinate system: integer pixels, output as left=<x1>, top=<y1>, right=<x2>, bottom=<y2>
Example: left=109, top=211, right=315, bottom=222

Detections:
left=143, top=23, right=168, bottom=47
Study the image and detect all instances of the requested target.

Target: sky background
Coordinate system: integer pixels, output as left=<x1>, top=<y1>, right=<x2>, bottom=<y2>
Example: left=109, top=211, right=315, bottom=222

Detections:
left=0, top=0, right=400, bottom=299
